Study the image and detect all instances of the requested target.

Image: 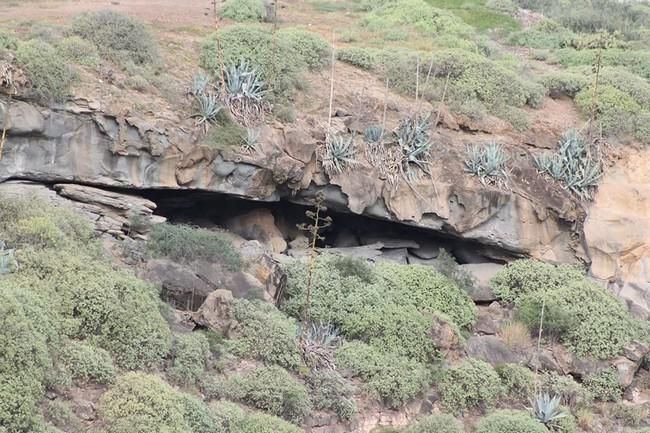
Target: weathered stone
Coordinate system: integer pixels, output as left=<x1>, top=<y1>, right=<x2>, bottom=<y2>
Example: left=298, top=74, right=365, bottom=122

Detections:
left=192, top=289, right=234, bottom=335
left=225, top=208, right=287, bottom=253
left=465, top=335, right=524, bottom=366
left=460, top=263, right=502, bottom=302
left=430, top=315, right=462, bottom=360
left=378, top=247, right=409, bottom=264
left=408, top=239, right=441, bottom=260
left=7, top=100, right=44, bottom=134
left=613, top=356, right=638, bottom=389
left=142, top=259, right=214, bottom=311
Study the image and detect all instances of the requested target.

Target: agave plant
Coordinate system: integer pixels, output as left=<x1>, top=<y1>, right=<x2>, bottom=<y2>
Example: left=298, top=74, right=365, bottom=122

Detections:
left=222, top=59, right=270, bottom=125
left=531, top=393, right=567, bottom=425
left=465, top=142, right=509, bottom=183
left=0, top=241, right=15, bottom=275
left=534, top=129, right=603, bottom=198
left=323, top=133, right=358, bottom=175
left=193, top=92, right=223, bottom=132
left=241, top=127, right=261, bottom=154
left=364, top=126, right=384, bottom=144
left=395, top=113, right=433, bottom=176
left=297, top=322, right=342, bottom=369
left=190, top=72, right=210, bottom=96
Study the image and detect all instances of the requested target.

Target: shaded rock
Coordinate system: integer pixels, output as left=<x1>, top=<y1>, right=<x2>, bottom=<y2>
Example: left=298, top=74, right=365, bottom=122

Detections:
left=474, top=303, right=509, bottom=335
left=460, top=263, right=503, bottom=303
left=225, top=208, right=287, bottom=253
left=622, top=341, right=650, bottom=363
left=333, top=227, right=359, bottom=248
left=7, top=100, right=44, bottom=134
left=142, top=259, right=214, bottom=311
left=378, top=247, right=409, bottom=264
left=240, top=240, right=287, bottom=302
left=360, top=234, right=420, bottom=249
left=465, top=335, right=524, bottom=366
left=192, top=289, right=234, bottom=335
left=315, top=243, right=384, bottom=261
left=613, top=356, right=638, bottom=389
left=408, top=239, right=441, bottom=260
left=430, top=315, right=462, bottom=360
left=407, top=254, right=438, bottom=266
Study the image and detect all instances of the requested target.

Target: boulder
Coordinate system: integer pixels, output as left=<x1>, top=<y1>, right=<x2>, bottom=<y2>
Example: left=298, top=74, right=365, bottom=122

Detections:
left=465, top=335, right=524, bottom=366
left=225, top=208, right=287, bottom=253
left=192, top=289, right=235, bottom=335
left=430, top=315, right=462, bottom=354
left=142, top=259, right=214, bottom=311
left=407, top=239, right=441, bottom=260
left=460, top=263, right=503, bottom=303
left=6, top=100, right=44, bottom=135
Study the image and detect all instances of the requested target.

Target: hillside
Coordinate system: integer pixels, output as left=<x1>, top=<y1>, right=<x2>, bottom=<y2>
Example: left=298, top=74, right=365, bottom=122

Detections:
left=0, top=1, right=650, bottom=433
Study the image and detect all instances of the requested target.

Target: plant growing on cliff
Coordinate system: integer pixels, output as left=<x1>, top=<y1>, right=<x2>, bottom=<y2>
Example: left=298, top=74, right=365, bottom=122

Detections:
left=323, top=133, right=358, bottom=175
left=193, top=92, right=224, bottom=132
left=364, top=126, right=384, bottom=144
left=240, top=127, right=261, bottom=154
left=296, top=321, right=341, bottom=369
left=395, top=113, right=432, bottom=177
left=465, top=142, right=509, bottom=185
left=534, top=128, right=603, bottom=199
left=190, top=72, right=210, bottom=96
left=532, top=393, right=567, bottom=425
left=439, top=359, right=505, bottom=414
left=223, top=59, right=270, bottom=126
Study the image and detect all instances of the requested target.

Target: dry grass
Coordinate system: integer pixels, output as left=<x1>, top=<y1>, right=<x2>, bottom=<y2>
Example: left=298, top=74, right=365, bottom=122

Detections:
left=499, top=321, right=533, bottom=352
left=575, top=407, right=595, bottom=431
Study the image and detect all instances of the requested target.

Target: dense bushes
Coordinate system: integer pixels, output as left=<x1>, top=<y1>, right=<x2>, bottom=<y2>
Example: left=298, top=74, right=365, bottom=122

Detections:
left=403, top=414, right=464, bottom=433
left=475, top=410, right=549, bottom=433
left=59, top=341, right=115, bottom=385
left=56, top=36, right=100, bottom=67
left=200, top=25, right=330, bottom=98
left=307, top=369, right=357, bottom=421
left=147, top=223, right=241, bottom=270
left=220, top=0, right=266, bottom=22
left=583, top=368, right=622, bottom=402
left=15, top=40, right=77, bottom=102
left=496, top=364, right=535, bottom=401
left=99, top=373, right=193, bottom=433
left=575, top=85, right=642, bottom=138
left=336, top=341, right=431, bottom=408
left=283, top=255, right=475, bottom=364
left=439, top=359, right=504, bottom=414
left=210, top=400, right=302, bottom=433
left=492, top=259, right=641, bottom=359
left=203, top=366, right=311, bottom=424
left=168, top=333, right=210, bottom=386
left=227, top=299, right=302, bottom=369
left=72, top=11, right=158, bottom=65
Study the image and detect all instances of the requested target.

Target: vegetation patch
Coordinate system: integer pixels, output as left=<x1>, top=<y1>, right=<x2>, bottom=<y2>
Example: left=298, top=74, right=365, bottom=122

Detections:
left=15, top=39, right=77, bottom=103
left=202, top=366, right=311, bottom=424
left=475, top=409, right=549, bottom=433
left=583, top=368, right=622, bottom=402
left=72, top=10, right=159, bottom=65
left=307, top=369, right=357, bottom=421
left=210, top=400, right=302, bottom=433
left=56, top=36, right=100, bottom=67
left=147, top=223, right=242, bottom=270
left=59, top=340, right=116, bottom=385
left=168, top=332, right=210, bottom=386
left=336, top=341, right=431, bottom=408
left=220, top=0, right=266, bottom=22
left=403, top=414, right=464, bottom=433
left=439, top=359, right=504, bottom=414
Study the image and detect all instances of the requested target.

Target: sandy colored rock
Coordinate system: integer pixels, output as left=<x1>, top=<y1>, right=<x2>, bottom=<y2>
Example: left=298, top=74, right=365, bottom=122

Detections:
left=192, top=289, right=234, bottom=335
left=225, top=208, right=287, bottom=253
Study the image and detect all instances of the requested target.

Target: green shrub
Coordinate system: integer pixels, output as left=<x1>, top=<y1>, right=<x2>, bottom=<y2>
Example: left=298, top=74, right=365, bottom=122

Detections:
left=210, top=400, right=302, bottom=433
left=307, top=369, right=357, bottom=421
left=555, top=48, right=650, bottom=80
left=205, top=366, right=311, bottom=424
left=99, top=373, right=189, bottom=433
left=376, top=262, right=476, bottom=329
left=15, top=39, right=77, bottom=103
left=227, top=299, right=302, bottom=369
left=283, top=256, right=474, bottom=361
left=336, top=341, right=430, bottom=409
left=475, top=410, right=549, bottom=433
left=509, top=19, right=575, bottom=49
left=0, top=287, right=50, bottom=433
left=56, top=36, right=100, bottom=67
left=486, top=0, right=517, bottom=14
left=496, top=364, right=535, bottom=401
left=490, top=259, right=584, bottom=303
left=147, top=223, right=241, bottom=270
left=583, top=368, right=622, bottom=402
left=200, top=25, right=329, bottom=98
left=0, top=29, right=18, bottom=50
left=548, top=413, right=577, bottom=433
left=598, top=66, right=650, bottom=109
left=72, top=11, right=159, bottom=65
left=202, top=111, right=247, bottom=150
left=541, top=371, right=593, bottom=408
left=518, top=280, right=639, bottom=359
left=337, top=47, right=379, bottom=70
left=541, top=71, right=589, bottom=98
left=575, top=84, right=640, bottom=136
left=361, top=0, right=473, bottom=38
left=168, top=333, right=210, bottom=386
left=610, top=401, right=646, bottom=427
left=220, top=0, right=266, bottom=22
left=403, top=414, right=464, bottom=433
left=59, top=341, right=115, bottom=385
left=177, top=394, right=218, bottom=433
left=277, top=28, right=330, bottom=70
left=42, top=399, right=81, bottom=432
left=439, top=359, right=504, bottom=415
left=635, top=111, right=650, bottom=144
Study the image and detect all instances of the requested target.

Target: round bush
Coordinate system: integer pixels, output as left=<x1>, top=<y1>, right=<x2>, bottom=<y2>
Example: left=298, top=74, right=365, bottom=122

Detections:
left=72, top=11, right=158, bottom=65
left=99, top=372, right=189, bottom=433
left=583, top=368, right=622, bottom=402
left=475, top=410, right=548, bottom=433
left=168, top=332, right=210, bottom=385
left=277, top=28, right=330, bottom=71
left=307, top=369, right=357, bottom=421
left=575, top=85, right=640, bottom=136
left=336, top=341, right=430, bottom=409
left=15, top=39, right=77, bottom=102
left=56, top=36, right=100, bottom=66
left=496, top=364, right=535, bottom=401
left=403, top=414, right=464, bottom=433
left=60, top=341, right=116, bottom=385
left=220, top=0, right=266, bottom=22
left=210, top=400, right=302, bottom=433
left=439, top=359, right=504, bottom=414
